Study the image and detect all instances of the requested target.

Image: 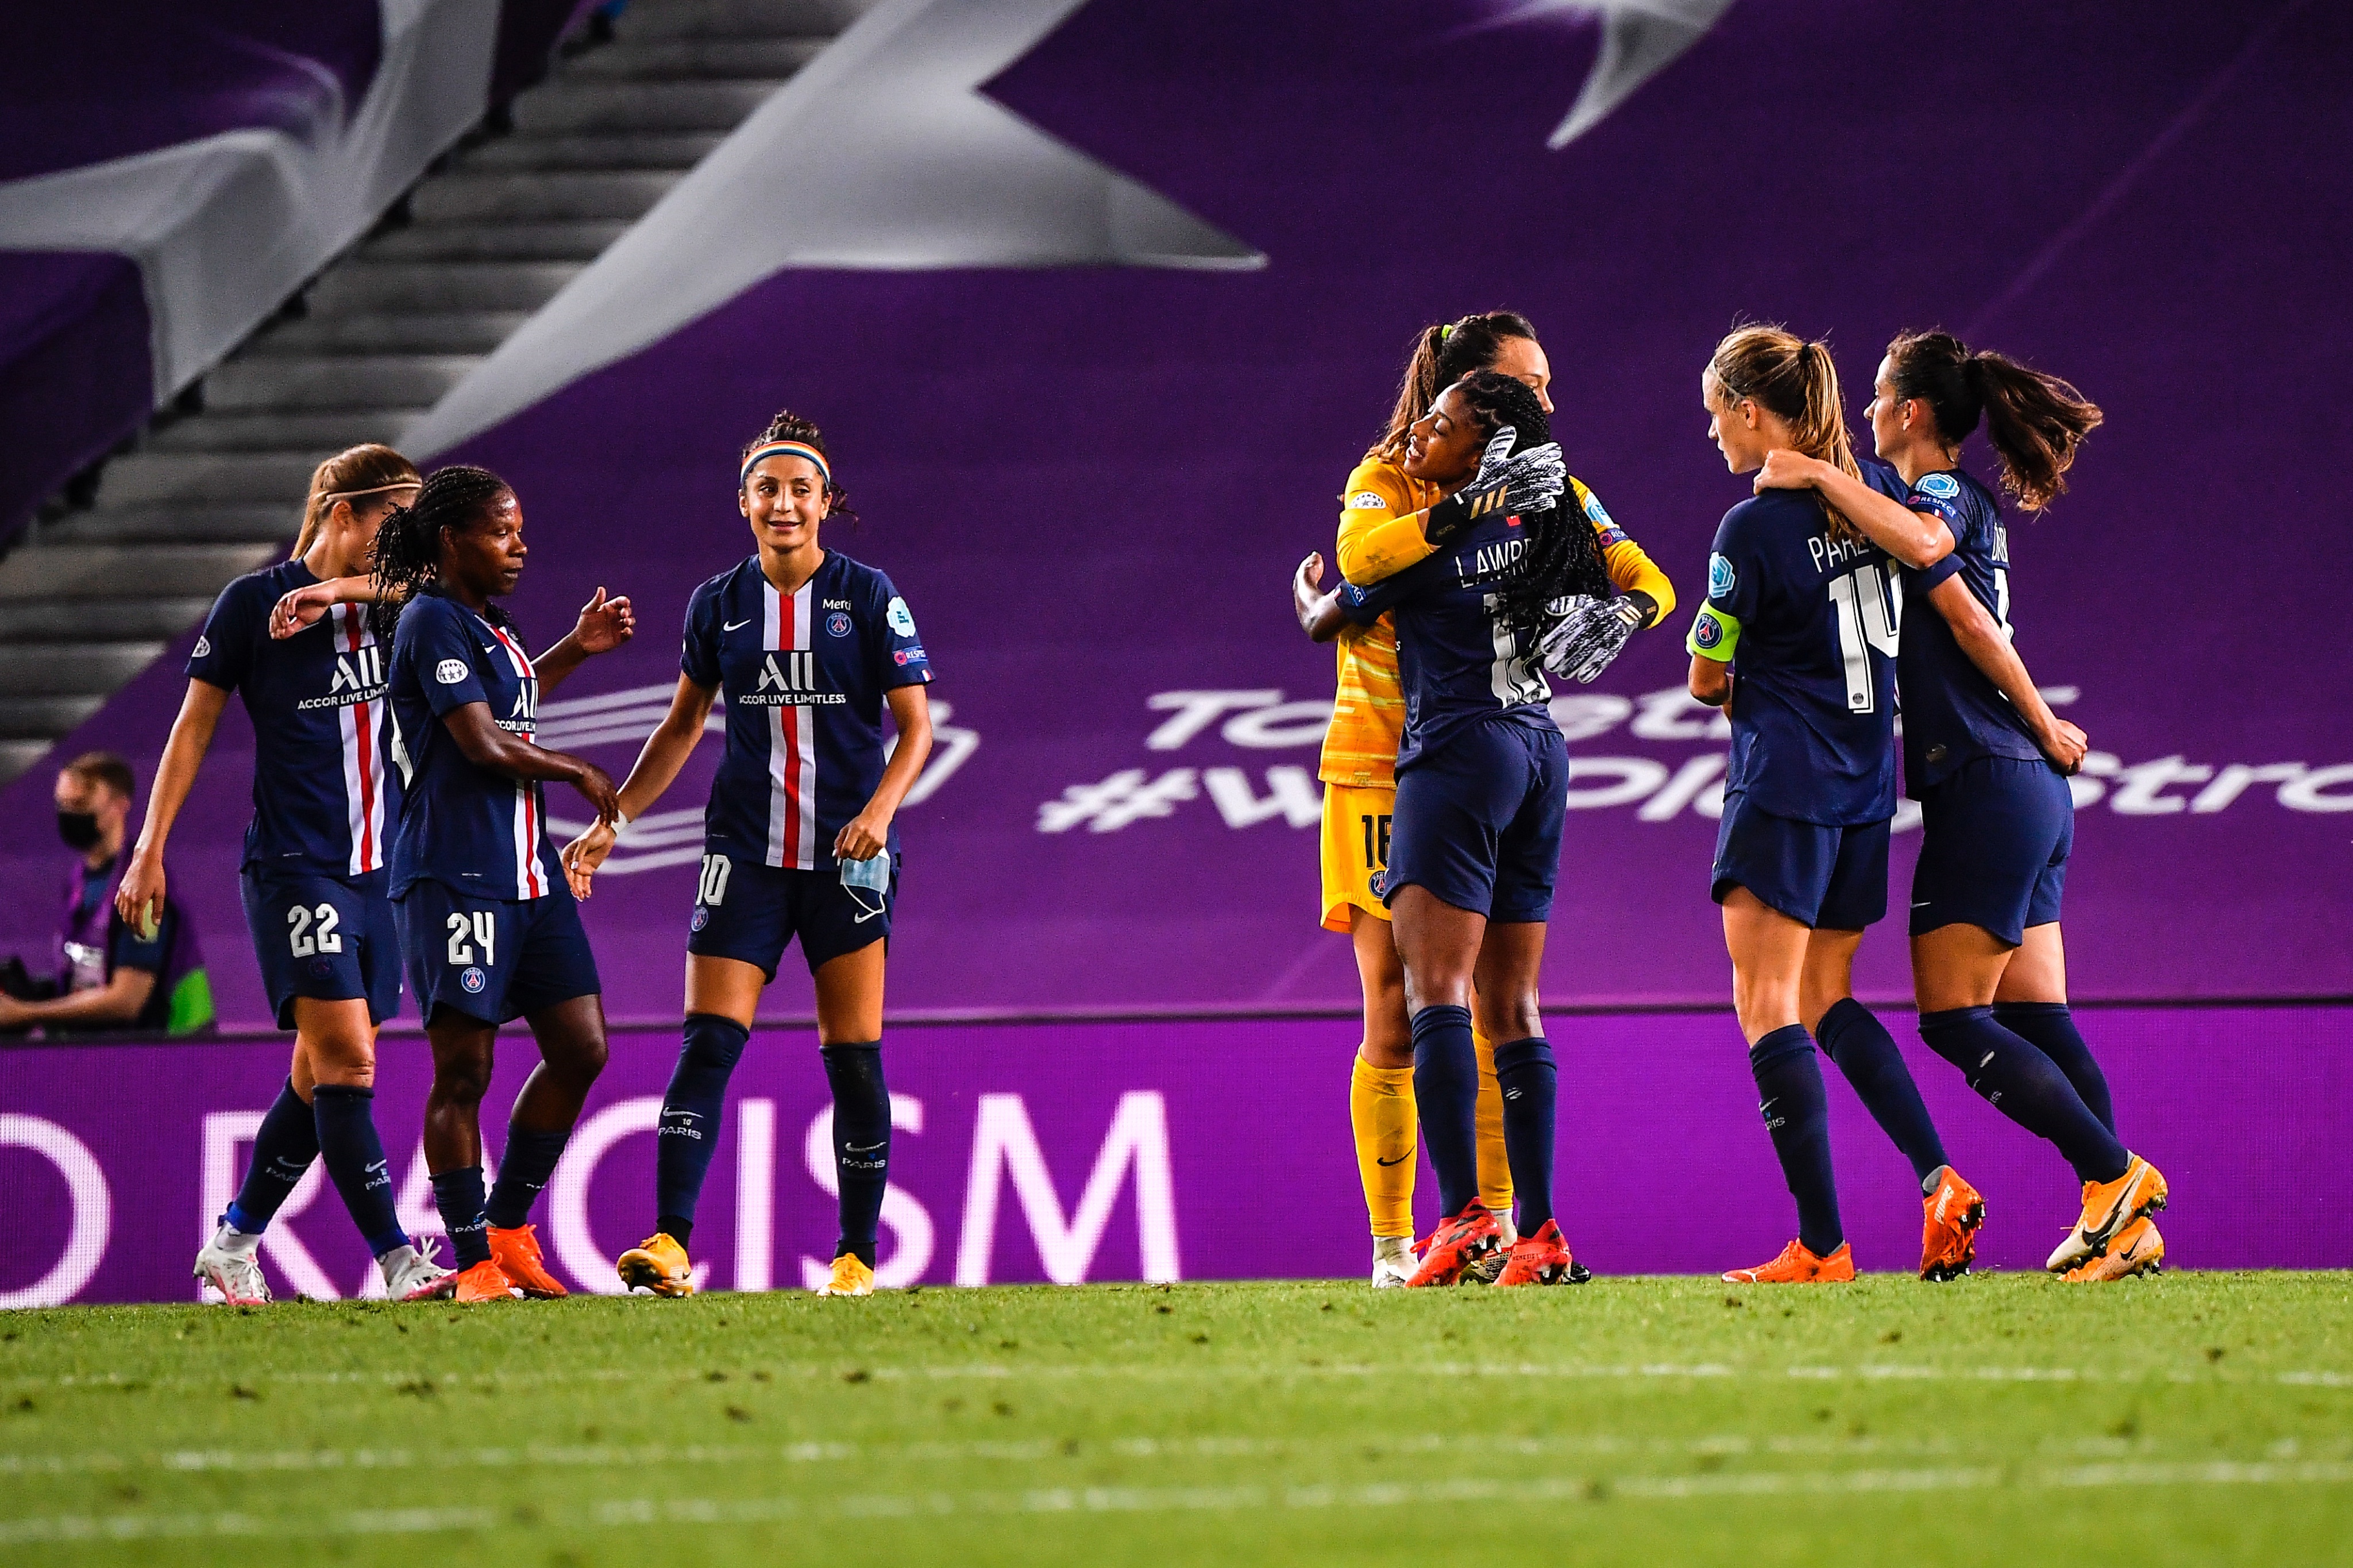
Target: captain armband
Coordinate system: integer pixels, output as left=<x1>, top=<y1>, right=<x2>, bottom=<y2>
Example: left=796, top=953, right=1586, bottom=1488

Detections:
left=1687, top=605, right=1740, bottom=662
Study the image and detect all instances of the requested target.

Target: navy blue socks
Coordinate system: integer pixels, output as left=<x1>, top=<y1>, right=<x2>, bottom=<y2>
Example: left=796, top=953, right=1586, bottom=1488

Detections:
left=431, top=1166, right=489, bottom=1268
left=1749, top=1025, right=1842, bottom=1257
left=1410, top=1004, right=1480, bottom=1218
left=311, top=1084, right=408, bottom=1258
left=485, top=1126, right=570, bottom=1230
left=1919, top=1006, right=2130, bottom=1184
left=822, top=1042, right=891, bottom=1268
left=224, top=1079, right=318, bottom=1234
left=655, top=1013, right=752, bottom=1246
left=1491, top=1037, right=1557, bottom=1235
left=1993, top=1002, right=2116, bottom=1136
left=1815, top=998, right=1948, bottom=1188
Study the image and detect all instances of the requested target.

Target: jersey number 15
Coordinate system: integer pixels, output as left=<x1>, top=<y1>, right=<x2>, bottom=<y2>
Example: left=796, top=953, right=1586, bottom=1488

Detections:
left=1825, top=562, right=1901, bottom=714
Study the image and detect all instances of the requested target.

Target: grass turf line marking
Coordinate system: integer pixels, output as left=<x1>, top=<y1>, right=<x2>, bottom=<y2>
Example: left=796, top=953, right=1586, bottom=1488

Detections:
left=0, top=1430, right=1993, bottom=1478
left=6, top=1460, right=2352, bottom=1543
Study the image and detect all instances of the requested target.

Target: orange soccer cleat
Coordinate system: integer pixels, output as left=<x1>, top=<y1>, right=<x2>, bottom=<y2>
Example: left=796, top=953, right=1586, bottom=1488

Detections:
left=2062, top=1215, right=2164, bottom=1282
left=1724, top=1239, right=1856, bottom=1284
left=452, top=1258, right=520, bottom=1303
left=617, top=1232, right=697, bottom=1297
left=1920, top=1167, right=1987, bottom=1282
left=2055, top=1154, right=2169, bottom=1270
left=1491, top=1219, right=1588, bottom=1287
left=488, top=1223, right=568, bottom=1299
left=1405, top=1200, right=1503, bottom=1287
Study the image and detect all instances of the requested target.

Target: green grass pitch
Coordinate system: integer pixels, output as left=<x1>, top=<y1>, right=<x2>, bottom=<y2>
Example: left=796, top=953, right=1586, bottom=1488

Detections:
left=5, top=1272, right=2350, bottom=1565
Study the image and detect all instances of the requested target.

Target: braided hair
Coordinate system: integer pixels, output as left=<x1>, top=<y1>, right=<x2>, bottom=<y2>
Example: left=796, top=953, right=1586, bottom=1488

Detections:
left=367, top=465, right=514, bottom=641
left=740, top=408, right=857, bottom=523
left=1448, top=370, right=1610, bottom=643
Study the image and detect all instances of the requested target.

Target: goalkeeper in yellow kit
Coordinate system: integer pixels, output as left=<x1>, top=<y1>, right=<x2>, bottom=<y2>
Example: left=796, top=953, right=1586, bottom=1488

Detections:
left=1293, top=312, right=1673, bottom=1285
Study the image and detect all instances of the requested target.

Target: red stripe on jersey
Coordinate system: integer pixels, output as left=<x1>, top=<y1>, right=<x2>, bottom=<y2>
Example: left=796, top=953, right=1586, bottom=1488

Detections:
left=342, top=610, right=379, bottom=874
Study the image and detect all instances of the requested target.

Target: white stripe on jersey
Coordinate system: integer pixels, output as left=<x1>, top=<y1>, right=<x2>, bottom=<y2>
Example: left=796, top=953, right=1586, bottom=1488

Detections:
left=331, top=605, right=387, bottom=876
left=760, top=580, right=818, bottom=870
left=487, top=623, right=547, bottom=899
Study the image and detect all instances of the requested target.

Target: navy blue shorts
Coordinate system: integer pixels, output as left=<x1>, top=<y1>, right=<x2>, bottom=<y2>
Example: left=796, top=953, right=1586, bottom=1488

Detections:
left=1385, top=720, right=1567, bottom=922
left=1911, top=755, right=2072, bottom=945
left=1712, top=793, right=1890, bottom=930
left=686, top=851, right=895, bottom=979
left=241, top=867, right=403, bottom=1030
left=394, top=880, right=601, bottom=1027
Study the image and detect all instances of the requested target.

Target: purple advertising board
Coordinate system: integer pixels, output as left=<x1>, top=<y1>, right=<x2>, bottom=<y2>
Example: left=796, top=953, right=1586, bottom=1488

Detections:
left=3, top=1006, right=2346, bottom=1307
left=1, top=0, right=2345, bottom=1028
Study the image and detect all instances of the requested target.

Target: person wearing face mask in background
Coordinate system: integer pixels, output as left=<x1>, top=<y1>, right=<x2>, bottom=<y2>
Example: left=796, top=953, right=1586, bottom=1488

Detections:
left=0, top=751, right=214, bottom=1038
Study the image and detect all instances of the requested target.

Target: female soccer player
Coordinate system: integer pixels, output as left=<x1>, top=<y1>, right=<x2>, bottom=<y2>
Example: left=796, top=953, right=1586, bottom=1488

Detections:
left=1684, top=326, right=1984, bottom=1285
left=374, top=465, right=634, bottom=1303
left=1755, top=331, right=2166, bottom=1281
left=562, top=411, right=934, bottom=1300
left=1300, top=372, right=1607, bottom=1287
left=1294, top=311, right=1675, bottom=1285
left=113, top=445, right=452, bottom=1304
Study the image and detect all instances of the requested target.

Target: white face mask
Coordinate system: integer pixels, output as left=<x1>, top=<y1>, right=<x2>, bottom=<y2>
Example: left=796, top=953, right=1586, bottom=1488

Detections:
left=840, top=850, right=892, bottom=922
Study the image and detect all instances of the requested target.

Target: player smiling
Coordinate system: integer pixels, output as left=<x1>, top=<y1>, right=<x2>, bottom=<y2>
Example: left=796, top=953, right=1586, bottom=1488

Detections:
left=118, top=445, right=451, bottom=1305
left=373, top=465, right=635, bottom=1303
left=1756, top=330, right=2167, bottom=1281
left=1295, top=312, right=1675, bottom=1285
left=565, top=411, right=935, bottom=1301
left=1301, top=371, right=1612, bottom=1287
left=1687, top=327, right=1982, bottom=1285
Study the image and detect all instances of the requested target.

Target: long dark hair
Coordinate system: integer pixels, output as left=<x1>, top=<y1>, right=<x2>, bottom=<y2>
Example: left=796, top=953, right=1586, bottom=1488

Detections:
left=1887, top=331, right=2103, bottom=511
left=367, top=465, right=514, bottom=641
left=1372, top=310, right=1539, bottom=459
left=740, top=408, right=857, bottom=523
left=1448, top=370, right=1609, bottom=642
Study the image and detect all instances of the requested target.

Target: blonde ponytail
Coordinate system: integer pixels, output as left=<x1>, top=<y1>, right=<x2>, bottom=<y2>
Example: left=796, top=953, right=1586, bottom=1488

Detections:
left=291, top=443, right=421, bottom=561
left=1707, top=326, right=1865, bottom=543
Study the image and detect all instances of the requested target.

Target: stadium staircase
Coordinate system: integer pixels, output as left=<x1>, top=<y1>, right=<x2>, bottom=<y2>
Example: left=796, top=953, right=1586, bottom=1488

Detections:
left=0, top=1, right=864, bottom=786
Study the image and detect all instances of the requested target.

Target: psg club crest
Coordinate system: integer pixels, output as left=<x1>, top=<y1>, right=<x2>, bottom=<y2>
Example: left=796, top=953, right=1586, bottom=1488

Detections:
left=460, top=966, right=487, bottom=994
left=1694, top=612, right=1725, bottom=651
left=692, top=907, right=710, bottom=932
left=827, top=611, right=852, bottom=637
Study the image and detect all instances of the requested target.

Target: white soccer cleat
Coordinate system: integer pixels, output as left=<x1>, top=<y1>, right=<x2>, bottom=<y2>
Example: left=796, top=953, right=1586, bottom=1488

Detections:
left=380, top=1239, right=456, bottom=1302
left=1370, top=1235, right=1415, bottom=1288
left=194, top=1226, right=270, bottom=1306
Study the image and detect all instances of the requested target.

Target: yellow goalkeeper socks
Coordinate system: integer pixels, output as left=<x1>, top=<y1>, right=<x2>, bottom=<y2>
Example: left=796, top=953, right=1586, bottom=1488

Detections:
left=1351, top=1053, right=1417, bottom=1238
left=1473, top=1030, right=1517, bottom=1235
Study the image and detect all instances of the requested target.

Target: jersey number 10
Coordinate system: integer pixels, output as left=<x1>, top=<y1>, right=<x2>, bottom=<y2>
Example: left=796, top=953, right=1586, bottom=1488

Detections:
left=1825, top=563, right=1901, bottom=714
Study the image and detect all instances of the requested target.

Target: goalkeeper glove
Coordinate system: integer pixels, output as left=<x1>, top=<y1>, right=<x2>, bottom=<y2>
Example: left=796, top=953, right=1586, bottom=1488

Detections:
left=1422, top=431, right=1567, bottom=546
left=1538, top=594, right=1643, bottom=683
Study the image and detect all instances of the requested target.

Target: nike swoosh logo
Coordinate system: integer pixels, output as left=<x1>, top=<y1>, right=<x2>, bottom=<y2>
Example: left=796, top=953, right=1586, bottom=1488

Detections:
left=851, top=910, right=883, bottom=924
left=1911, top=901, right=1931, bottom=907
left=845, top=1140, right=887, bottom=1154
left=724, top=619, right=753, bottom=631
left=1375, top=1154, right=1410, bottom=1167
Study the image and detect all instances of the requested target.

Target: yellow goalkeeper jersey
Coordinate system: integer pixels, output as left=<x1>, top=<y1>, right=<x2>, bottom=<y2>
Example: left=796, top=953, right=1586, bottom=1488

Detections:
left=1317, top=451, right=1676, bottom=789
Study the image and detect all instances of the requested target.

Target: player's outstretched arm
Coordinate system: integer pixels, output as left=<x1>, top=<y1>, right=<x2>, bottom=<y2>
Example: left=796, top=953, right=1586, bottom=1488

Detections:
left=534, top=587, right=635, bottom=694
left=1754, top=451, right=1953, bottom=569
left=268, top=576, right=376, bottom=639
left=116, top=679, right=230, bottom=937
left=562, top=674, right=716, bottom=898
left=834, top=683, right=934, bottom=863
left=1925, top=576, right=2086, bottom=773
left=442, top=701, right=619, bottom=820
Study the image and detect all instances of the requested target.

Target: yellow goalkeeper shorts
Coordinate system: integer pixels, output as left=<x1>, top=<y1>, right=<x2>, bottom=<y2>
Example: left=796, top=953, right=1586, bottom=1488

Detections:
left=1320, top=782, right=1395, bottom=933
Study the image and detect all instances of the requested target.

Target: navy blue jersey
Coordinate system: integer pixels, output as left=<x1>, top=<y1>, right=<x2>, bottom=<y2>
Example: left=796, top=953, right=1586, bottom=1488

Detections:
left=683, top=551, right=932, bottom=871
left=386, top=588, right=558, bottom=901
left=1896, top=467, right=2046, bottom=795
left=186, top=560, right=398, bottom=876
left=1336, top=510, right=1557, bottom=773
left=1686, top=462, right=1911, bottom=825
